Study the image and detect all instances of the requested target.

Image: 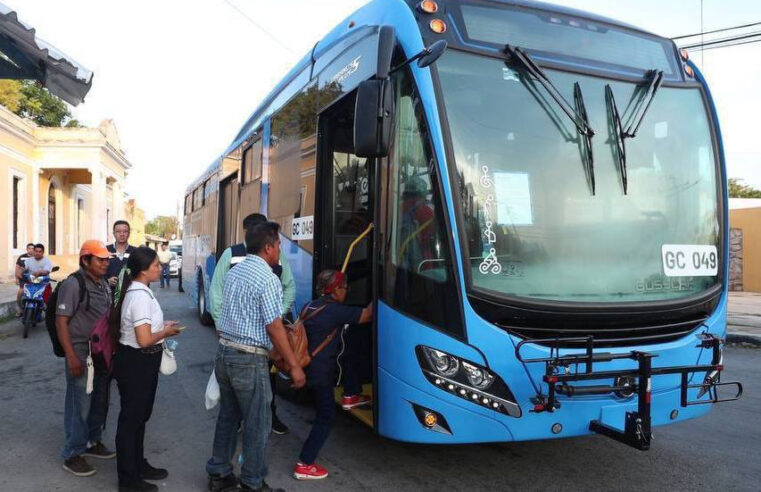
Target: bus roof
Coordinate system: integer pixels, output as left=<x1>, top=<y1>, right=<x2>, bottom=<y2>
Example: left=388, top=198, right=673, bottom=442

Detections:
left=185, top=0, right=665, bottom=195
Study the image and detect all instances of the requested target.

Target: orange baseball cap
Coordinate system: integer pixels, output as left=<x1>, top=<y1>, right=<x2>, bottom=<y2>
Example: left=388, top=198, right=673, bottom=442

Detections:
left=79, top=240, right=110, bottom=259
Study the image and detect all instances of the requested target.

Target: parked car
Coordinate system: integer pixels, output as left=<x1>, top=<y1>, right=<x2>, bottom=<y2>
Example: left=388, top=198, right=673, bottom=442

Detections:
left=169, top=252, right=180, bottom=277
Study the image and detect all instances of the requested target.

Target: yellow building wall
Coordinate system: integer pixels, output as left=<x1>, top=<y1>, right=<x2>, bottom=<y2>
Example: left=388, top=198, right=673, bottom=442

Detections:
left=730, top=207, right=761, bottom=292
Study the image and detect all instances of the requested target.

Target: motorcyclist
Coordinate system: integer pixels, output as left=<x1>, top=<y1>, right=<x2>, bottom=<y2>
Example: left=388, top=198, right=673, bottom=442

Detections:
left=24, top=243, right=54, bottom=277
left=23, top=243, right=54, bottom=304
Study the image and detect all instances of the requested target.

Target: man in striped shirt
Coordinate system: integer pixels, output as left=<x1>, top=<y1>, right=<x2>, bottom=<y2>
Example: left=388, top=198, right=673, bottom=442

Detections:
left=206, top=222, right=305, bottom=492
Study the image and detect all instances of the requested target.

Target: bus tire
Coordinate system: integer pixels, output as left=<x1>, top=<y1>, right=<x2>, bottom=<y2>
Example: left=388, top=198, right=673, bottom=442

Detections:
left=197, top=276, right=214, bottom=326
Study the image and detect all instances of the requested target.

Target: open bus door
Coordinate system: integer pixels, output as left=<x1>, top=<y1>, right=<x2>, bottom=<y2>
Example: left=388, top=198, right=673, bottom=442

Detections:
left=315, top=92, right=377, bottom=428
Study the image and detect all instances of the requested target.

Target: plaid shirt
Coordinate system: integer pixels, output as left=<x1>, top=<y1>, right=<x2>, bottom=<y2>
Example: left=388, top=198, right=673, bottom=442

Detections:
left=218, top=254, right=283, bottom=349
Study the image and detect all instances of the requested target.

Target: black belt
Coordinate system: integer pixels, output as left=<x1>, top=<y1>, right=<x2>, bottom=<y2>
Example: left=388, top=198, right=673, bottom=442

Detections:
left=119, top=343, right=163, bottom=355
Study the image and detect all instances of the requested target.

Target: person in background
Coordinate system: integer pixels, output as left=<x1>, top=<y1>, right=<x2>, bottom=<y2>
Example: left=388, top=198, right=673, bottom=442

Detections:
left=206, top=222, right=305, bottom=492
left=293, top=269, right=372, bottom=481
left=55, top=240, right=115, bottom=477
left=156, top=243, right=172, bottom=289
left=209, top=213, right=295, bottom=435
left=110, top=246, right=181, bottom=492
left=14, top=242, right=35, bottom=316
left=107, top=220, right=136, bottom=288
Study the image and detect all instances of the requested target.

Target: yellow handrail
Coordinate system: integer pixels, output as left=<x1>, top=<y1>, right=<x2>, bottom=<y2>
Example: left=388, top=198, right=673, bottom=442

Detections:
left=341, top=223, right=375, bottom=273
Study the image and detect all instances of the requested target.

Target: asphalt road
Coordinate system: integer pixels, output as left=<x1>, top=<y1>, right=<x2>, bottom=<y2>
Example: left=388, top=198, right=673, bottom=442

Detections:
left=0, top=288, right=758, bottom=492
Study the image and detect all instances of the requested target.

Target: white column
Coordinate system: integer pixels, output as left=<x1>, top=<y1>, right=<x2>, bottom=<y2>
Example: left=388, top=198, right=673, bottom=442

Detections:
left=32, top=169, right=40, bottom=242
left=112, top=179, right=125, bottom=221
left=90, top=168, right=107, bottom=242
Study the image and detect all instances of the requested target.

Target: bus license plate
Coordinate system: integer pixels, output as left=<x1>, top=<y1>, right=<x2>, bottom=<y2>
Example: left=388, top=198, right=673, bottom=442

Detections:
left=661, top=245, right=718, bottom=277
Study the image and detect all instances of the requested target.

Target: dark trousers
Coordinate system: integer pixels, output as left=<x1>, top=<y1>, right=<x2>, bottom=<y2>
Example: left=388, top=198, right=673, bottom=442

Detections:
left=160, top=263, right=170, bottom=287
left=299, top=384, right=335, bottom=465
left=114, top=344, right=162, bottom=486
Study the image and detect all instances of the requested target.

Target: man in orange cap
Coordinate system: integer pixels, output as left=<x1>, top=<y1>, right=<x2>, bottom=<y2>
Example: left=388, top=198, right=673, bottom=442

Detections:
left=55, top=240, right=116, bottom=478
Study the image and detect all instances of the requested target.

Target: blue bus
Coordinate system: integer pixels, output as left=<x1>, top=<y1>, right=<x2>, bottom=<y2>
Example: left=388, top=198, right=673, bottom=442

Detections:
left=182, top=0, right=741, bottom=449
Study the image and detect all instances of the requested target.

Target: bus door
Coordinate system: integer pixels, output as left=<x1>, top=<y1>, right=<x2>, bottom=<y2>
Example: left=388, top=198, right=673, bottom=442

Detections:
left=217, top=173, right=239, bottom=256
left=315, top=93, right=376, bottom=426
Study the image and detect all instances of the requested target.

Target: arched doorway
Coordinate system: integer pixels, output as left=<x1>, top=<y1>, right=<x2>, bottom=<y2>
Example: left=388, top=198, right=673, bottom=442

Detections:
left=48, top=185, right=56, bottom=254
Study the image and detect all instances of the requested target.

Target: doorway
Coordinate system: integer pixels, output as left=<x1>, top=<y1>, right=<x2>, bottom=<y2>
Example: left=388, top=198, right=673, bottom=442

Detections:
left=315, top=93, right=376, bottom=426
left=47, top=185, right=56, bottom=254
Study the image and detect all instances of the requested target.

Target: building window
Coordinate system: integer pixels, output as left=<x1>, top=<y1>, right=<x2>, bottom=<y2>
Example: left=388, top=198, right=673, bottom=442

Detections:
left=12, top=176, right=20, bottom=249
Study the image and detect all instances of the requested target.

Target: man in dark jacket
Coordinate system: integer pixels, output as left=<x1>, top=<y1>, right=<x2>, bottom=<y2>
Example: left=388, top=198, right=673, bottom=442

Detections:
left=106, top=220, right=136, bottom=288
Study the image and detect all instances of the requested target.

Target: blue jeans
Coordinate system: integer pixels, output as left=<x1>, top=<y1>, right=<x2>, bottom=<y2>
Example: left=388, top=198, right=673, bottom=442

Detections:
left=62, top=361, right=110, bottom=460
left=299, top=384, right=336, bottom=465
left=160, top=263, right=170, bottom=287
left=206, top=345, right=272, bottom=489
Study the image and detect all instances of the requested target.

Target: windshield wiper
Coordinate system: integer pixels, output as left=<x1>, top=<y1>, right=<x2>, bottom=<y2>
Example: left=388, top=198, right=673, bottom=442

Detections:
left=573, top=82, right=595, bottom=195
left=505, top=45, right=595, bottom=138
left=605, top=69, right=664, bottom=195
left=623, top=69, right=664, bottom=139
left=605, top=84, right=628, bottom=194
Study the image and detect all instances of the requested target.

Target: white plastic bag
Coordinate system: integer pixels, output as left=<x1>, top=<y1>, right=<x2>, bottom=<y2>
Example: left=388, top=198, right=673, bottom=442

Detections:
left=160, top=343, right=177, bottom=376
left=205, top=369, right=220, bottom=410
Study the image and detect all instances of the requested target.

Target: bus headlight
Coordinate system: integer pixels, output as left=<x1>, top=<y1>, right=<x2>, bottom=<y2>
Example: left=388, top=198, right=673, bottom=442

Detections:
left=416, top=346, right=521, bottom=417
left=425, top=348, right=460, bottom=377
left=462, top=361, right=494, bottom=390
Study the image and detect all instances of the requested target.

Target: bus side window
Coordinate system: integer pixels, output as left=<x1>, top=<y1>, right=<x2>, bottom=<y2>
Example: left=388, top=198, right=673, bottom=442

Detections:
left=383, top=70, right=462, bottom=336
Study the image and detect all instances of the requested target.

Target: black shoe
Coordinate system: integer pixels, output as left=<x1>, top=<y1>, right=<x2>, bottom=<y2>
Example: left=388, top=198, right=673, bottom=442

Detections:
left=82, top=441, right=116, bottom=460
left=271, top=414, right=289, bottom=435
left=119, top=480, right=158, bottom=492
left=241, top=481, right=284, bottom=492
left=62, top=456, right=96, bottom=477
left=209, top=473, right=239, bottom=492
left=141, top=460, right=168, bottom=480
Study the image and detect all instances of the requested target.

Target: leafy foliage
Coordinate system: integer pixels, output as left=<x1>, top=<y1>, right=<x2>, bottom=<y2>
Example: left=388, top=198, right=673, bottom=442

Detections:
left=0, top=79, right=80, bottom=127
left=145, top=216, right=179, bottom=239
left=729, top=178, right=761, bottom=198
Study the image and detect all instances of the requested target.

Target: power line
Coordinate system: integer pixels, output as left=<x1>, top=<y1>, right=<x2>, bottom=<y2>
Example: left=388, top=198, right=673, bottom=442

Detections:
left=672, top=20, right=761, bottom=40
left=681, top=31, right=761, bottom=50
left=688, top=37, right=761, bottom=52
left=221, top=0, right=297, bottom=55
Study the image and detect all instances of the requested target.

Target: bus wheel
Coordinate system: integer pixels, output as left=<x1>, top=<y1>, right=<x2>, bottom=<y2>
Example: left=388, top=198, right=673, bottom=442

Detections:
left=197, top=278, right=214, bottom=326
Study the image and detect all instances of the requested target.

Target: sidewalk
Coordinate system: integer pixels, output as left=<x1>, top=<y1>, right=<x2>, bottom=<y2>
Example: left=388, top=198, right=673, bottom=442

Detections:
left=0, top=282, right=17, bottom=320
left=0, top=282, right=759, bottom=343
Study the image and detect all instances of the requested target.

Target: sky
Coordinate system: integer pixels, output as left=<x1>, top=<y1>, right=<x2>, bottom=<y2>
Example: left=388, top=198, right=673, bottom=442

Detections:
left=6, top=0, right=761, bottom=218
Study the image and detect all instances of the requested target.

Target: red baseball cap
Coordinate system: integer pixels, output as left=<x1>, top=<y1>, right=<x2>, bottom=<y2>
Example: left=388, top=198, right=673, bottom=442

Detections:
left=79, top=240, right=110, bottom=259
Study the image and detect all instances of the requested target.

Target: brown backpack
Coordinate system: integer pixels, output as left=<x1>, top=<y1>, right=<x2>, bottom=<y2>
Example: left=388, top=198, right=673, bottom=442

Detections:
left=269, top=302, right=337, bottom=373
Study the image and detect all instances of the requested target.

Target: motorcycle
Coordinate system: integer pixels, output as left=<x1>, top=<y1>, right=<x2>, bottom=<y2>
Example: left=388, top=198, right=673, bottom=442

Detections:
left=20, top=266, right=59, bottom=338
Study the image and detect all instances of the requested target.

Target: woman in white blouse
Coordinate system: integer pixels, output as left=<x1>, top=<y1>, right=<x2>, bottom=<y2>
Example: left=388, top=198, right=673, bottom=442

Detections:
left=109, top=246, right=180, bottom=492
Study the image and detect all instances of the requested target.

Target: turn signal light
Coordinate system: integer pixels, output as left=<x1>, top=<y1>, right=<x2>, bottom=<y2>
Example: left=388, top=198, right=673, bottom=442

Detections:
left=430, top=18, right=447, bottom=34
left=684, top=64, right=695, bottom=78
left=418, top=1, right=438, bottom=13
left=680, top=48, right=690, bottom=61
left=423, top=411, right=438, bottom=428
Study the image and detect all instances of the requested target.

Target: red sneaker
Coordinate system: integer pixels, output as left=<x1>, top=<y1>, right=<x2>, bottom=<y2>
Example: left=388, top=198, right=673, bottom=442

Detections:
left=294, top=462, right=329, bottom=480
left=341, top=394, right=372, bottom=410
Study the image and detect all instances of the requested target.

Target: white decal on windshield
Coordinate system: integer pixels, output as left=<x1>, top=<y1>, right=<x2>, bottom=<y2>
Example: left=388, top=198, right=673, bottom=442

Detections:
left=478, top=163, right=502, bottom=275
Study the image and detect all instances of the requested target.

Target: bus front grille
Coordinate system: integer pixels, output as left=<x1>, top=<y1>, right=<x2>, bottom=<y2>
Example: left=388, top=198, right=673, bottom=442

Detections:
left=498, top=316, right=709, bottom=348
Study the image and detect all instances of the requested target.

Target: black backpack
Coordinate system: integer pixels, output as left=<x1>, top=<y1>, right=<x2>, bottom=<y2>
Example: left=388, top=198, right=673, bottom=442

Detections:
left=46, top=272, right=90, bottom=357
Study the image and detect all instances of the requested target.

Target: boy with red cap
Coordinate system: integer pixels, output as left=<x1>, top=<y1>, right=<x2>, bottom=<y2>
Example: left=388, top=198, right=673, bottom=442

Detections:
left=56, top=240, right=116, bottom=477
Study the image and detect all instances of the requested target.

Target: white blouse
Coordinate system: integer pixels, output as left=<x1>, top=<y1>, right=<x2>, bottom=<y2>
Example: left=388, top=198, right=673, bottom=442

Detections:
left=119, top=282, right=164, bottom=348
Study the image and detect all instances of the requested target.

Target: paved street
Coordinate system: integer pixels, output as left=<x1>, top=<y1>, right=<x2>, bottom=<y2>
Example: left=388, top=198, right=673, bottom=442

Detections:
left=0, top=288, right=759, bottom=492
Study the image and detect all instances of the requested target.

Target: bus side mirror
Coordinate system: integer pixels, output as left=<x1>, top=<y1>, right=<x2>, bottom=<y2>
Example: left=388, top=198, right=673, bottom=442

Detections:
left=354, top=78, right=395, bottom=158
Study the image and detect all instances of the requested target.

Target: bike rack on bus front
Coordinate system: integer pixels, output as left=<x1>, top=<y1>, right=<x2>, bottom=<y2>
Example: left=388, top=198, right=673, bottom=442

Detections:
left=515, top=333, right=743, bottom=451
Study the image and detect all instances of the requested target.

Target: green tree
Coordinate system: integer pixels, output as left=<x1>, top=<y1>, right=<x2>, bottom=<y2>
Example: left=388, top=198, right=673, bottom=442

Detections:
left=145, top=216, right=179, bottom=239
left=0, top=79, right=80, bottom=127
left=729, top=178, right=761, bottom=198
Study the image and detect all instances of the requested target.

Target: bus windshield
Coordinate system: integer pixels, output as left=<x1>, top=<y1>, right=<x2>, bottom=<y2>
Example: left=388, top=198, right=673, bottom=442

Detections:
left=438, top=50, right=720, bottom=303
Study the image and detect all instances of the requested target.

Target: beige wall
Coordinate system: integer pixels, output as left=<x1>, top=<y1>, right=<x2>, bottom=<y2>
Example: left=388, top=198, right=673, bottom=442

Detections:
left=1, top=106, right=134, bottom=281
left=730, top=207, right=761, bottom=292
